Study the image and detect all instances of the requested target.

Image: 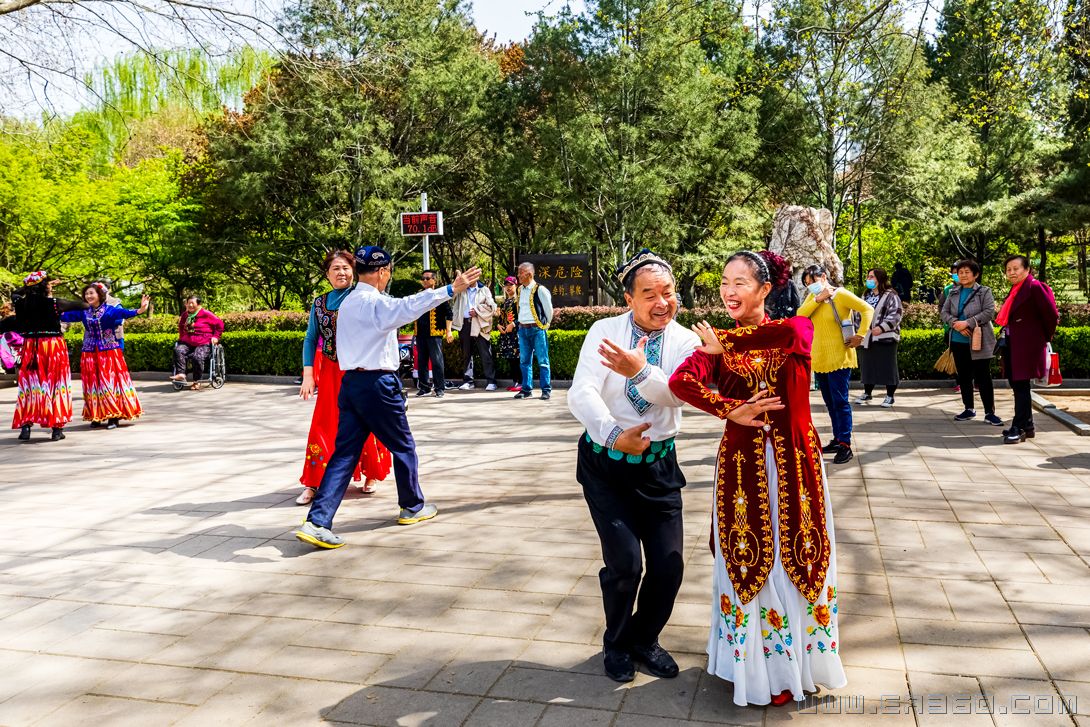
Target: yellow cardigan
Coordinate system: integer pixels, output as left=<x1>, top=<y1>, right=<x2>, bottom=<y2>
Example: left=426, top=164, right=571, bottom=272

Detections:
left=797, top=288, right=875, bottom=373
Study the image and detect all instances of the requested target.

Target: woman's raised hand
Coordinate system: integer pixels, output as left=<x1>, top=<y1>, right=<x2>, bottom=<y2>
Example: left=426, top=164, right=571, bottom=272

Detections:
left=692, top=320, right=725, bottom=356
left=137, top=295, right=151, bottom=314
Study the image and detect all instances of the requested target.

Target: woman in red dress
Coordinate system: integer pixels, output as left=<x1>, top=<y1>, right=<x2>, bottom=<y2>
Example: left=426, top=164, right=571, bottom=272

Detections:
left=296, top=250, right=392, bottom=505
left=668, top=251, right=846, bottom=707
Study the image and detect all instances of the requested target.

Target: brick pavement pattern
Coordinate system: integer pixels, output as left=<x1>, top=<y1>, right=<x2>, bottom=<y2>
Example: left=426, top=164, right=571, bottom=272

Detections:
left=1, top=381, right=1088, bottom=726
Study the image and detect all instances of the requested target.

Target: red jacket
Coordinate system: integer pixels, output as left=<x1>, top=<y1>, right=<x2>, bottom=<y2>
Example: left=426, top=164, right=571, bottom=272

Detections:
left=178, top=308, right=224, bottom=347
left=1003, top=275, right=1058, bottom=381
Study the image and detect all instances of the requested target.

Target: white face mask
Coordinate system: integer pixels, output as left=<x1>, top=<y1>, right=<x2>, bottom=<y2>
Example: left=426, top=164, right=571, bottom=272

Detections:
left=807, top=282, right=824, bottom=296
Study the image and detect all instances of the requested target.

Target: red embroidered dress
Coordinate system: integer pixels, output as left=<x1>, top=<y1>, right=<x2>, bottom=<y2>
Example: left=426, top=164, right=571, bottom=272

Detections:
left=669, top=316, right=845, bottom=705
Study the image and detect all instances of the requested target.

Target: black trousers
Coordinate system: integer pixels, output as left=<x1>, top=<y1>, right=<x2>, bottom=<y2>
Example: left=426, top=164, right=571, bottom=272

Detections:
left=1002, top=350, right=1035, bottom=431
left=951, top=341, right=995, bottom=414
left=173, top=342, right=210, bottom=381
left=576, top=435, right=685, bottom=651
left=458, top=320, right=496, bottom=385
left=416, top=335, right=446, bottom=393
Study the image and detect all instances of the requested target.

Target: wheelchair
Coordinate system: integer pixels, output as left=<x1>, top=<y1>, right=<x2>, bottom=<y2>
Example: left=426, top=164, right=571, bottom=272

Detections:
left=172, top=342, right=226, bottom=390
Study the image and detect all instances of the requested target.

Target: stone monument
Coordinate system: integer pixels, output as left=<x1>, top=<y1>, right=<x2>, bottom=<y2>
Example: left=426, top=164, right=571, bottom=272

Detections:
left=767, top=205, right=844, bottom=287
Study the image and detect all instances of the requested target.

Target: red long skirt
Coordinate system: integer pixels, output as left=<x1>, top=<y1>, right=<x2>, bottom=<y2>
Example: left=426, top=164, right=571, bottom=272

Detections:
left=11, top=337, right=73, bottom=429
left=79, top=348, right=142, bottom=422
left=300, top=351, right=392, bottom=488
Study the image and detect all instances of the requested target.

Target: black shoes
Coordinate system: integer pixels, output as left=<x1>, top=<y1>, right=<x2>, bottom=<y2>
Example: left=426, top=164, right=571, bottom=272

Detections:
left=832, top=444, right=854, bottom=464
left=50, top=427, right=65, bottom=441
left=415, top=389, right=431, bottom=397
left=513, top=390, right=533, bottom=399
left=541, top=392, right=551, bottom=401
left=630, top=642, right=679, bottom=679
left=17, top=425, right=31, bottom=441
left=953, top=409, right=977, bottom=421
left=1003, top=427, right=1034, bottom=444
left=984, top=413, right=1004, bottom=426
left=106, top=418, right=119, bottom=430
left=820, top=441, right=840, bottom=454
left=89, top=420, right=105, bottom=429
left=603, top=649, right=635, bottom=683
left=434, top=390, right=445, bottom=399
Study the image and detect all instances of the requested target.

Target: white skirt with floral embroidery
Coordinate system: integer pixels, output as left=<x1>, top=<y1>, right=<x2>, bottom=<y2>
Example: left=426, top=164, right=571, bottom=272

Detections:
left=707, top=439, right=847, bottom=706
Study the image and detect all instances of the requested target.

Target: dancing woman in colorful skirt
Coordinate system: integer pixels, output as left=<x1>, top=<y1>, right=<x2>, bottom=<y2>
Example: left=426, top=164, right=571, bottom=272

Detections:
left=4, top=272, right=88, bottom=441
left=61, top=283, right=150, bottom=430
left=296, top=250, right=392, bottom=506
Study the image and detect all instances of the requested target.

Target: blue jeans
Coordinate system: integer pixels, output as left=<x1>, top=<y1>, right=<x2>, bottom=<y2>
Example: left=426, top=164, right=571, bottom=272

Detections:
left=518, top=326, right=551, bottom=394
left=307, top=371, right=425, bottom=529
left=815, top=368, right=853, bottom=446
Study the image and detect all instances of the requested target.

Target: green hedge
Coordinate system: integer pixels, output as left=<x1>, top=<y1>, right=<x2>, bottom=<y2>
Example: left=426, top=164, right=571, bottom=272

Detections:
left=64, top=326, right=1090, bottom=380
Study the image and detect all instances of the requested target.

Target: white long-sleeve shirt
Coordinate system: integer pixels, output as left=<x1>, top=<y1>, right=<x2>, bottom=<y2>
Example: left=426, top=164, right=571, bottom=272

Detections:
left=336, top=282, right=454, bottom=371
left=568, top=313, right=700, bottom=447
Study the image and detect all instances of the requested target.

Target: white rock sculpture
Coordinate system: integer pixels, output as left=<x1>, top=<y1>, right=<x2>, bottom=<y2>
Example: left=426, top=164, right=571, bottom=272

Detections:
left=767, top=205, right=844, bottom=286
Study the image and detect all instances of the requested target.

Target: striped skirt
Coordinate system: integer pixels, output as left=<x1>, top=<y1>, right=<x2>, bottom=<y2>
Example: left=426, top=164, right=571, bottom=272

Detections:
left=12, top=337, right=73, bottom=429
left=79, top=348, right=142, bottom=422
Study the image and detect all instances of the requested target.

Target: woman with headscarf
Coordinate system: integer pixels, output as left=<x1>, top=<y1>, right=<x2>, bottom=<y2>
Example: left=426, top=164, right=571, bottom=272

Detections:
left=60, top=283, right=150, bottom=429
left=669, top=250, right=846, bottom=707
left=5, top=272, right=88, bottom=441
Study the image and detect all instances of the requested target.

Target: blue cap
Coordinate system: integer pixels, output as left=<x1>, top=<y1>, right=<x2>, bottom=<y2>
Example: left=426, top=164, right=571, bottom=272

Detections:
left=354, top=245, right=391, bottom=270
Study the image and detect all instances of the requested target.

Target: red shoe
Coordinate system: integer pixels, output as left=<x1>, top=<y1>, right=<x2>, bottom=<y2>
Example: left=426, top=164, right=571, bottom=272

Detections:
left=771, top=689, right=794, bottom=706
left=506, top=385, right=522, bottom=392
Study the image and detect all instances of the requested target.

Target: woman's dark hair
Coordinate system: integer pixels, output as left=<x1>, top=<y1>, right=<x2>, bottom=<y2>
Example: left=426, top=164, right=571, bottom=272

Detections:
left=323, top=249, right=355, bottom=273
left=801, top=264, right=826, bottom=285
left=954, top=258, right=981, bottom=278
left=868, top=268, right=893, bottom=295
left=82, top=283, right=108, bottom=305
left=1004, top=254, right=1031, bottom=271
left=185, top=295, right=202, bottom=304
left=725, top=250, right=788, bottom=288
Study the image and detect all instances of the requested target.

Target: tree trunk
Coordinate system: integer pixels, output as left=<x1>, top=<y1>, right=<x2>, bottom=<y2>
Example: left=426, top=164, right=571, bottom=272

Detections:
left=1037, top=226, right=1047, bottom=283
left=1078, top=234, right=1088, bottom=293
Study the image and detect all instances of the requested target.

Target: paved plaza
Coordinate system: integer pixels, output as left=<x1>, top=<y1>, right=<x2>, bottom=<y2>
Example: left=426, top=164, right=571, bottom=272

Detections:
left=0, top=380, right=1089, bottom=726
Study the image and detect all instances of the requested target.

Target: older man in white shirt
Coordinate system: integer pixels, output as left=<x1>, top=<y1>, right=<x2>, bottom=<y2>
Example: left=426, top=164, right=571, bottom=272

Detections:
left=296, top=246, right=481, bottom=549
left=568, top=248, right=700, bottom=683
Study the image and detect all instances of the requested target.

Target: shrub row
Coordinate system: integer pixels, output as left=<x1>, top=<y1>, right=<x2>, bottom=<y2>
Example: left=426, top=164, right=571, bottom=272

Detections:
left=65, top=326, right=1090, bottom=380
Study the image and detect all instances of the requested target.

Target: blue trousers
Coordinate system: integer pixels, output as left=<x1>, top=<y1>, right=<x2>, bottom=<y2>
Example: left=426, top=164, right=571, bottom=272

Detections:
left=307, top=371, right=425, bottom=529
left=518, top=326, right=551, bottom=394
left=815, top=368, right=853, bottom=446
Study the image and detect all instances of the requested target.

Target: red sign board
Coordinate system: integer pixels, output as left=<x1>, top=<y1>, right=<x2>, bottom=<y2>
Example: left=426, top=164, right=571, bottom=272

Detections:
left=400, top=211, right=444, bottom=236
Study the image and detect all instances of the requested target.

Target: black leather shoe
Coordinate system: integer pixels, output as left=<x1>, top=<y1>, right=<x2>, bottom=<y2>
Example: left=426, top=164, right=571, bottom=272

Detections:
left=17, top=425, right=31, bottom=441
left=1004, top=429, right=1026, bottom=444
left=820, top=441, right=840, bottom=454
left=50, top=427, right=65, bottom=441
left=631, top=642, right=679, bottom=678
left=513, top=391, right=533, bottom=399
left=1023, top=428, right=1035, bottom=439
left=832, top=445, right=853, bottom=464
left=603, top=649, right=635, bottom=682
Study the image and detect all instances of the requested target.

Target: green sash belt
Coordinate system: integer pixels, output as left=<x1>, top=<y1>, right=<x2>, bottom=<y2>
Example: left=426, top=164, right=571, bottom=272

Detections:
left=584, top=431, right=676, bottom=465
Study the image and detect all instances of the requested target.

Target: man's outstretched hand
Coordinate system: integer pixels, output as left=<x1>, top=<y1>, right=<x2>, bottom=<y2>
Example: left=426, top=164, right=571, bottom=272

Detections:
left=452, top=268, right=483, bottom=295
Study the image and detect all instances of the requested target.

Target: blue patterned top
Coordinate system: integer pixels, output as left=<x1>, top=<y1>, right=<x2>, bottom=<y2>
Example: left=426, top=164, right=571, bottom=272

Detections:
left=302, top=286, right=355, bottom=367
left=61, top=305, right=140, bottom=352
left=625, top=314, right=665, bottom=415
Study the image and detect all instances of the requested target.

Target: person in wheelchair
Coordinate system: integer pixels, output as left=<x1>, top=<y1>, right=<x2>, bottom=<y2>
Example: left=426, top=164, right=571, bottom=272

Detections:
left=170, top=295, right=224, bottom=390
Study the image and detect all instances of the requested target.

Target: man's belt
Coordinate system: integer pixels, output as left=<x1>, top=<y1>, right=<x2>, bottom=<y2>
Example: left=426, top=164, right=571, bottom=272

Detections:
left=353, top=367, right=396, bottom=373
left=583, top=431, right=675, bottom=464
left=519, top=323, right=538, bottom=328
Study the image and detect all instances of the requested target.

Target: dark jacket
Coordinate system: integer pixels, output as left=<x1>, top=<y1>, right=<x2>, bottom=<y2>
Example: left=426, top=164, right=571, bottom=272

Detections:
left=940, top=283, right=997, bottom=361
left=767, top=282, right=801, bottom=320
left=1002, top=275, right=1058, bottom=381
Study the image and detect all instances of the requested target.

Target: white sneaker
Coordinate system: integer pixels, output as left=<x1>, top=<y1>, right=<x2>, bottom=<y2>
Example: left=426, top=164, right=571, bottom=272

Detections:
left=880, top=396, right=894, bottom=408
left=853, top=394, right=871, bottom=405
left=485, top=383, right=497, bottom=391
left=458, top=382, right=474, bottom=391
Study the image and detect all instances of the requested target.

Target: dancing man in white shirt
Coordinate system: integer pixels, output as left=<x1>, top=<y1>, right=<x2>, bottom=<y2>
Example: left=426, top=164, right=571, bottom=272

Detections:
left=568, top=248, right=700, bottom=682
left=296, top=246, right=481, bottom=549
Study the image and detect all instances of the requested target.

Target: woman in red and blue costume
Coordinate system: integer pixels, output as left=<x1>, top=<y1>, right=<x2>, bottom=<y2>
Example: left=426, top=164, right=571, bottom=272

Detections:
left=668, top=250, right=846, bottom=707
left=61, top=283, right=150, bottom=430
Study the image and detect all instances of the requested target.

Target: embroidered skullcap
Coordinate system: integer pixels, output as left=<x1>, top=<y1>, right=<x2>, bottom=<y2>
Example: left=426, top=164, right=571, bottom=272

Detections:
left=616, top=248, right=671, bottom=286
left=354, top=245, right=391, bottom=270
left=23, top=270, right=47, bottom=286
